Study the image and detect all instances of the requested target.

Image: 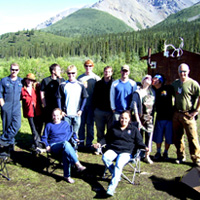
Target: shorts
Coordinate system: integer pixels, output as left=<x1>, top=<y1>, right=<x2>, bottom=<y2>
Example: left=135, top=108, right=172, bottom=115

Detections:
left=153, top=120, right=173, bottom=144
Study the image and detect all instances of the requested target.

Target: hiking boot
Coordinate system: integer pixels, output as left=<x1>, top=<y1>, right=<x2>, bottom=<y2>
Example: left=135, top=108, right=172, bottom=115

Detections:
left=163, top=152, right=169, bottom=161
left=154, top=152, right=161, bottom=160
left=175, top=157, right=186, bottom=164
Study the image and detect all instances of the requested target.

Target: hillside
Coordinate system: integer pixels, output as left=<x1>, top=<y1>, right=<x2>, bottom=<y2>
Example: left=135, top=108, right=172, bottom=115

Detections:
left=36, top=0, right=199, bottom=31
left=0, top=4, right=199, bottom=59
left=42, top=8, right=133, bottom=37
left=91, top=0, right=199, bottom=30
left=153, top=2, right=200, bottom=27
left=0, top=30, right=70, bottom=58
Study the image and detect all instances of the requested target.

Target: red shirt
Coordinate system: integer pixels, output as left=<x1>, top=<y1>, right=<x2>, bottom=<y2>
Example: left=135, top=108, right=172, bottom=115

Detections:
left=21, top=86, right=42, bottom=118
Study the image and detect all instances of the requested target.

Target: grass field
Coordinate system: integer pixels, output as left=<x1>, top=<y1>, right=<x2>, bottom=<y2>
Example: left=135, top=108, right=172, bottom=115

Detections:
left=0, top=114, right=200, bottom=200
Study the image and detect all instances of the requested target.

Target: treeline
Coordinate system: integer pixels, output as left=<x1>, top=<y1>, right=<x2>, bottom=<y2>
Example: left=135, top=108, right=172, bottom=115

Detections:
left=0, top=20, right=199, bottom=61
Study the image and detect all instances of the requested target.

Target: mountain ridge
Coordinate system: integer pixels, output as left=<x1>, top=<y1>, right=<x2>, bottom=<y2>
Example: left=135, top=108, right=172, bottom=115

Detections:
left=36, top=0, right=199, bottom=30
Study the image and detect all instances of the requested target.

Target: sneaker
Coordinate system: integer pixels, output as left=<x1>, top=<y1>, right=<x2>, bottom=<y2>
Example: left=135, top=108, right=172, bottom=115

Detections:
left=77, top=165, right=86, bottom=172
left=94, top=151, right=100, bottom=155
left=154, top=152, right=161, bottom=160
left=107, top=188, right=114, bottom=196
left=163, top=152, right=169, bottom=161
left=64, top=177, right=75, bottom=184
left=144, top=156, right=153, bottom=164
left=35, top=147, right=46, bottom=154
left=175, top=157, right=186, bottom=164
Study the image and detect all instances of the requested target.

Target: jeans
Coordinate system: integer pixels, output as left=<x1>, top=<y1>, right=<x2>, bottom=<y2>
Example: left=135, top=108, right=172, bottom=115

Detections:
left=51, top=141, right=78, bottom=178
left=94, top=108, right=113, bottom=142
left=78, top=106, right=94, bottom=146
left=102, top=149, right=131, bottom=193
left=64, top=116, right=81, bottom=135
left=1, top=103, right=21, bottom=144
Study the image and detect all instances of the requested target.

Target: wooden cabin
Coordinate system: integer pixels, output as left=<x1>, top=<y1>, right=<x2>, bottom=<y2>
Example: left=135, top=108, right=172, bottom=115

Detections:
left=141, top=49, right=200, bottom=84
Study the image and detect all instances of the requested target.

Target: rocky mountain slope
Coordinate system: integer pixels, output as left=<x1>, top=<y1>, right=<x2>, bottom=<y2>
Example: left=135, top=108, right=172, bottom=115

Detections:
left=91, top=0, right=199, bottom=30
left=36, top=0, right=199, bottom=30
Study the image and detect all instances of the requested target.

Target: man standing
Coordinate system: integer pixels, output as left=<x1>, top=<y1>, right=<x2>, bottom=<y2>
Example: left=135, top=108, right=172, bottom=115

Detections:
left=40, top=63, right=65, bottom=123
left=0, top=63, right=23, bottom=146
left=93, top=66, right=114, bottom=152
left=57, top=65, right=88, bottom=135
left=77, top=59, right=101, bottom=149
left=172, top=63, right=200, bottom=166
left=110, top=65, right=137, bottom=121
left=152, top=74, right=174, bottom=160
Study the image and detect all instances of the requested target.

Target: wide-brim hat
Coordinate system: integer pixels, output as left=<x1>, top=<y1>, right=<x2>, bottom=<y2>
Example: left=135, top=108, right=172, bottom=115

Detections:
left=25, top=73, right=36, bottom=81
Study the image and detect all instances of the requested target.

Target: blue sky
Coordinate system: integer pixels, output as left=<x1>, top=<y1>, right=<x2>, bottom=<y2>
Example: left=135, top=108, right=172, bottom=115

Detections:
left=0, top=0, right=98, bottom=35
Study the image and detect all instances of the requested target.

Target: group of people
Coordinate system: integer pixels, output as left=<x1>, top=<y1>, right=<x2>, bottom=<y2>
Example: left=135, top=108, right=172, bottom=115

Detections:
left=0, top=60, right=200, bottom=196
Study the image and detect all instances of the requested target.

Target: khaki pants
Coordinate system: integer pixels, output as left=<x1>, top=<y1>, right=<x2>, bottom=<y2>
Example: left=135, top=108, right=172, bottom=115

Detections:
left=173, top=111, right=200, bottom=162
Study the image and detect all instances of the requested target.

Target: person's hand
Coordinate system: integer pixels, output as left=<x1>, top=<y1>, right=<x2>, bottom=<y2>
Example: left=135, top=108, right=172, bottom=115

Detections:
left=0, top=98, right=5, bottom=107
left=145, top=147, right=149, bottom=152
left=46, top=146, right=51, bottom=152
left=189, top=110, right=198, bottom=119
left=77, top=110, right=82, bottom=117
left=62, top=111, right=67, bottom=118
left=92, top=143, right=101, bottom=149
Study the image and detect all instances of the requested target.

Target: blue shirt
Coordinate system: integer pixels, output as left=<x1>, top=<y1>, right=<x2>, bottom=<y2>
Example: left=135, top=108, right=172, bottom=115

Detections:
left=41, top=121, right=77, bottom=147
left=110, top=79, right=137, bottom=112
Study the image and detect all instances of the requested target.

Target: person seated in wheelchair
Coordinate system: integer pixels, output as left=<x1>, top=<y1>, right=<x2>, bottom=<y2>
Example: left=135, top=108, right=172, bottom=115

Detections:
left=93, top=110, right=149, bottom=196
left=41, top=108, right=86, bottom=184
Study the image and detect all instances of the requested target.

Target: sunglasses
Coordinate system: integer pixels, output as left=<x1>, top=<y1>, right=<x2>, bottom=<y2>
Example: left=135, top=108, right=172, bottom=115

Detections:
left=67, top=72, right=76, bottom=75
left=85, top=65, right=93, bottom=68
left=11, top=69, right=19, bottom=72
left=179, top=70, right=187, bottom=73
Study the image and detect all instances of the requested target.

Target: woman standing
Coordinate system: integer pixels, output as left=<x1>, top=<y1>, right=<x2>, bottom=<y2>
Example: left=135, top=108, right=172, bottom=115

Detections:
left=21, top=73, right=43, bottom=149
left=131, top=75, right=155, bottom=164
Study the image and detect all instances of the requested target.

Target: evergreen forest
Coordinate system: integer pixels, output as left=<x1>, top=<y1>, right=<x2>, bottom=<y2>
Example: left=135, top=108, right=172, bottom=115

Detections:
left=0, top=18, right=199, bottom=62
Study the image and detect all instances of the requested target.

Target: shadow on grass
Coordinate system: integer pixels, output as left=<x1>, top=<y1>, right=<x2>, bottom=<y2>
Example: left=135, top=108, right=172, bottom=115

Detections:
left=149, top=175, right=200, bottom=200
left=153, top=157, right=194, bottom=168
left=15, top=132, right=35, bottom=152
left=9, top=138, right=111, bottom=199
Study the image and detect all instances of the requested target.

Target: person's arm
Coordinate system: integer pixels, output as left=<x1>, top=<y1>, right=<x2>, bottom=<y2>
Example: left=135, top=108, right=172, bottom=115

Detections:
left=40, top=91, right=46, bottom=108
left=77, top=98, right=87, bottom=116
left=56, top=85, right=62, bottom=109
left=134, top=127, right=146, bottom=149
left=190, top=96, right=200, bottom=118
left=0, top=98, right=4, bottom=107
left=110, top=82, right=116, bottom=112
left=0, top=80, right=5, bottom=107
left=77, top=83, right=88, bottom=116
left=41, top=124, right=50, bottom=148
left=131, top=92, right=142, bottom=129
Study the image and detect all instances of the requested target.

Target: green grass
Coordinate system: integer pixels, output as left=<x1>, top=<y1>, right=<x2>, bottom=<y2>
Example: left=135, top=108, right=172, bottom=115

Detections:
left=0, top=115, right=200, bottom=200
